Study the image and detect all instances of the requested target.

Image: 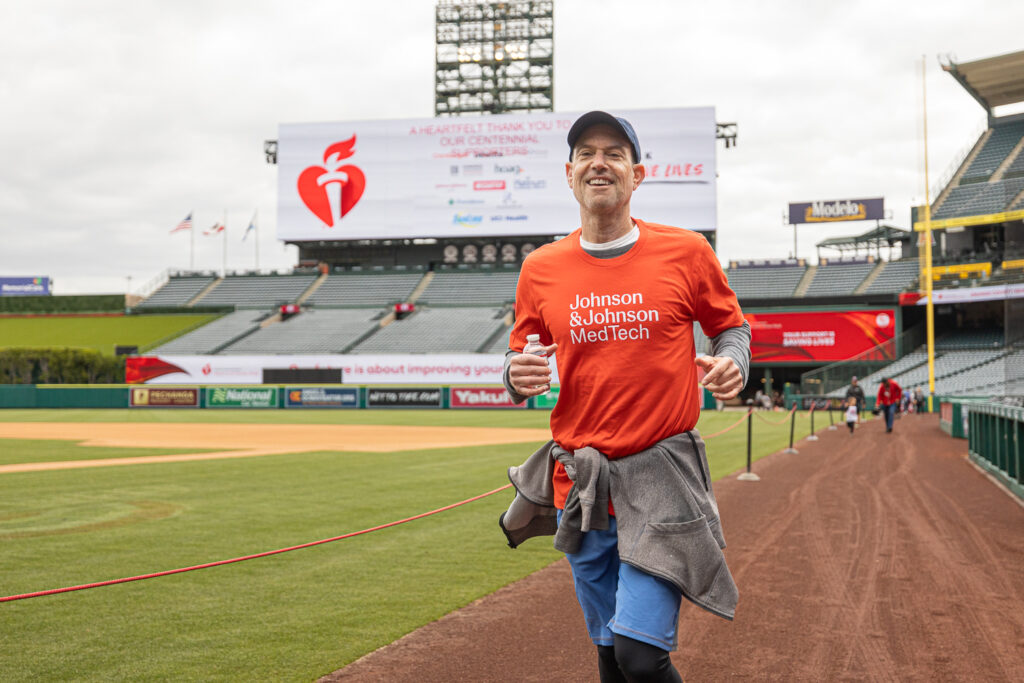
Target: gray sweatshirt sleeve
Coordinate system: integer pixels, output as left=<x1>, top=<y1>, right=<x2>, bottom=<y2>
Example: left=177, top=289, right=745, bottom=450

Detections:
left=710, top=320, right=751, bottom=389
left=503, top=349, right=529, bottom=404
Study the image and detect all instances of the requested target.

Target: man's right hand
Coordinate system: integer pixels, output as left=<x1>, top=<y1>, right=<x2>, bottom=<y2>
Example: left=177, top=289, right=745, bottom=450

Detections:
left=508, top=343, right=558, bottom=396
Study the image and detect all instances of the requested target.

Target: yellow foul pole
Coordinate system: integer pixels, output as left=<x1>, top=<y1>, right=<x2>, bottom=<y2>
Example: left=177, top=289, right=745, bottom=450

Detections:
left=921, top=55, right=936, bottom=410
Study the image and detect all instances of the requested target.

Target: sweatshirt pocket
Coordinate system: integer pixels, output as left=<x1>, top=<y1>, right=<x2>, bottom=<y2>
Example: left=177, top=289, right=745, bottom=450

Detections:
left=630, top=515, right=731, bottom=604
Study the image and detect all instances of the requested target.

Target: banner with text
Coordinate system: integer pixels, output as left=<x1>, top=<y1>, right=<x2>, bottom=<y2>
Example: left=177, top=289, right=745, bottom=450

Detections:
left=450, top=387, right=525, bottom=409
left=125, top=354, right=548, bottom=385
left=0, top=277, right=50, bottom=296
left=745, top=310, right=896, bottom=363
left=284, top=386, right=359, bottom=409
left=788, top=198, right=884, bottom=225
left=277, top=107, right=717, bottom=241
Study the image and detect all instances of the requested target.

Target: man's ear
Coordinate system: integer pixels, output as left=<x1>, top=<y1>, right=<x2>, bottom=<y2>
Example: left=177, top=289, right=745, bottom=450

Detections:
left=632, top=164, right=645, bottom=189
left=565, top=161, right=574, bottom=188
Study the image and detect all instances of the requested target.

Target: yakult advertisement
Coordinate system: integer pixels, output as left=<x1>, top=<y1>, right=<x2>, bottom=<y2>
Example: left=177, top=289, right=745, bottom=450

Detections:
left=745, top=310, right=896, bottom=363
left=276, top=108, right=717, bottom=241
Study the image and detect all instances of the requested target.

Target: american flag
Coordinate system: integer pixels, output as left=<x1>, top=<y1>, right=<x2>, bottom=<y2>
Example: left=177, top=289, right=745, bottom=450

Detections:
left=203, top=222, right=225, bottom=236
left=170, top=212, right=193, bottom=234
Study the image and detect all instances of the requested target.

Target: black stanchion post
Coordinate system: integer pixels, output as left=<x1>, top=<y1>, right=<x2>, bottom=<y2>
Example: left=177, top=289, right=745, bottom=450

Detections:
left=738, top=410, right=760, bottom=481
left=784, top=405, right=798, bottom=454
left=808, top=403, right=819, bottom=441
left=828, top=399, right=837, bottom=430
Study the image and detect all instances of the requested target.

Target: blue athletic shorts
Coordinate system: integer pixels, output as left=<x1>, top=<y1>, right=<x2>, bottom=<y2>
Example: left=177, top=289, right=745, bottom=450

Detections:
left=558, top=510, right=682, bottom=651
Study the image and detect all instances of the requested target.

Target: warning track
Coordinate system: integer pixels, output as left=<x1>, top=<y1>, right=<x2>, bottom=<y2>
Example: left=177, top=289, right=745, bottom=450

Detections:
left=324, top=414, right=1024, bottom=682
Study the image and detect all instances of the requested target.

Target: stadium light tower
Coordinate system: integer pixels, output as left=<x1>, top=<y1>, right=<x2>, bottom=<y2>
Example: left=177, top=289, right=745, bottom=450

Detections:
left=435, top=0, right=554, bottom=116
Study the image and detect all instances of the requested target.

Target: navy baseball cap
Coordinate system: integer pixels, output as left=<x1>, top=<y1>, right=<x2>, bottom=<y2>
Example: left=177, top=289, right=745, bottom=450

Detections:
left=567, top=111, right=641, bottom=163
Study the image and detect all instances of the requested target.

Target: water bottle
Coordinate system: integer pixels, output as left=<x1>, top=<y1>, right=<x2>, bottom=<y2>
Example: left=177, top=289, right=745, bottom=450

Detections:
left=522, top=333, right=550, bottom=395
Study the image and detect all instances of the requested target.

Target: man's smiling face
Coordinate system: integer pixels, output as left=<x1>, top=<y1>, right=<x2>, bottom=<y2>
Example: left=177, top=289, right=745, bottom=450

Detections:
left=566, top=123, right=644, bottom=216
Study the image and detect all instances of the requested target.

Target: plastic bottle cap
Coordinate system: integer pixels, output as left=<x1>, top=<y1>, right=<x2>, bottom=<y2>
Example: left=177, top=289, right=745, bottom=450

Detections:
left=526, top=334, right=540, bottom=342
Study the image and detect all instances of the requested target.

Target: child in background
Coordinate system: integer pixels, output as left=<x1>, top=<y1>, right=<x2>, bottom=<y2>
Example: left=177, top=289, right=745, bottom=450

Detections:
left=845, top=396, right=858, bottom=434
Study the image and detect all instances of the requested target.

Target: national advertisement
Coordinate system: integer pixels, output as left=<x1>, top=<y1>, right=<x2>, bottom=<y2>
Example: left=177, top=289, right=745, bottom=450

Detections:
left=284, top=386, right=358, bottom=409
left=276, top=107, right=717, bottom=242
left=449, top=387, right=525, bottom=409
left=205, top=387, right=278, bottom=408
left=745, top=310, right=896, bottom=363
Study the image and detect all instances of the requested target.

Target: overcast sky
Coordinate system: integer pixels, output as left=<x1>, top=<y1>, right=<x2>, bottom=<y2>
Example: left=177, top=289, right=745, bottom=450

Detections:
left=2, top=0, right=1022, bottom=295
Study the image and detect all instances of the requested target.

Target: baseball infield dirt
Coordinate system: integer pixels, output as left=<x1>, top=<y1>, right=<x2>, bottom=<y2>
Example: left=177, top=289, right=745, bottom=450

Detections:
left=323, top=414, right=1024, bottom=682
left=0, top=423, right=553, bottom=473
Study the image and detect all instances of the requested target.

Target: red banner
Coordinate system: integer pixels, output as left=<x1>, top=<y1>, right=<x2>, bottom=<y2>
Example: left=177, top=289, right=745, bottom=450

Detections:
left=744, top=309, right=895, bottom=363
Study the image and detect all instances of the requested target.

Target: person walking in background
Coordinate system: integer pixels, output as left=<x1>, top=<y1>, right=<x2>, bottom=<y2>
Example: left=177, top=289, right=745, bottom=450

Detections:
left=500, top=111, right=751, bottom=683
left=845, top=375, right=866, bottom=413
left=876, top=377, right=902, bottom=433
left=845, top=396, right=859, bottom=434
left=914, top=386, right=926, bottom=413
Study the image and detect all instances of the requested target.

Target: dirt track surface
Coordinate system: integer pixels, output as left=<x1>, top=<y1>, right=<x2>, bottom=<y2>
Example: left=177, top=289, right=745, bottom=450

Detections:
left=0, top=423, right=553, bottom=473
left=324, top=414, right=1024, bottom=682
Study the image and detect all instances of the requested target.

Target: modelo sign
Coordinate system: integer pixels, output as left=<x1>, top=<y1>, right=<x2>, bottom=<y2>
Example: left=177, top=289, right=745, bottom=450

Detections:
left=450, top=387, right=524, bottom=409
left=788, top=198, right=883, bottom=224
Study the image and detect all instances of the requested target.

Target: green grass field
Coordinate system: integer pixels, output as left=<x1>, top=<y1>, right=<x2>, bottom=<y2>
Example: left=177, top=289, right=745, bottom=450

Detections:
left=0, top=408, right=829, bottom=681
left=0, top=314, right=216, bottom=355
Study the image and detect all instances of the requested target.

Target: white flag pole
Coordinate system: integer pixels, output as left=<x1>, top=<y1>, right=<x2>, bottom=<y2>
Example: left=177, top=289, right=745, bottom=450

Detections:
left=222, top=209, right=228, bottom=278
left=255, top=210, right=260, bottom=271
left=190, top=209, right=195, bottom=271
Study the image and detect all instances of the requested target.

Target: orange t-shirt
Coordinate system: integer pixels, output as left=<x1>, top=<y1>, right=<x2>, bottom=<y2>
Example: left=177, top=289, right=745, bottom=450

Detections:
left=510, top=219, right=744, bottom=508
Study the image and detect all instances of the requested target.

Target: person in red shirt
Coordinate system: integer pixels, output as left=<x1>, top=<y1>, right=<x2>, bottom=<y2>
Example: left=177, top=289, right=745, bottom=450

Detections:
left=876, top=376, right=902, bottom=433
left=505, top=111, right=749, bottom=682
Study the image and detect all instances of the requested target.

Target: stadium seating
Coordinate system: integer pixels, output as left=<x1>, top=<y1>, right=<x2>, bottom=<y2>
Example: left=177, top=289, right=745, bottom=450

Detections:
left=725, top=263, right=807, bottom=299
left=960, top=120, right=1024, bottom=182
left=136, top=275, right=216, bottom=309
left=148, top=310, right=271, bottom=354
left=417, top=269, right=520, bottom=305
left=862, top=260, right=919, bottom=294
left=305, top=272, right=424, bottom=307
left=802, top=262, right=875, bottom=297
left=220, top=309, right=384, bottom=354
left=350, top=307, right=508, bottom=353
left=193, top=274, right=318, bottom=308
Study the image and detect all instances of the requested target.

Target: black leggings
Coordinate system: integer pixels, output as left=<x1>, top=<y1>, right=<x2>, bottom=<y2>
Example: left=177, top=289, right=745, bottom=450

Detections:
left=597, top=634, right=682, bottom=683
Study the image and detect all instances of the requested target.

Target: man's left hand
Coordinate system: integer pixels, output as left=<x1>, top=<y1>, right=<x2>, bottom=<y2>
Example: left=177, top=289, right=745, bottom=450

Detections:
left=695, top=355, right=743, bottom=400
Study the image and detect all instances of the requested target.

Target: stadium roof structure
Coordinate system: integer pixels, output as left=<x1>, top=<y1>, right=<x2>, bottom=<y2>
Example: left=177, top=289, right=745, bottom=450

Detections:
left=815, top=224, right=911, bottom=259
left=941, top=50, right=1024, bottom=116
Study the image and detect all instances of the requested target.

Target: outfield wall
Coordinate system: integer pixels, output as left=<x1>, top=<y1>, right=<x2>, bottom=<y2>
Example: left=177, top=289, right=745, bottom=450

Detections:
left=0, top=384, right=718, bottom=411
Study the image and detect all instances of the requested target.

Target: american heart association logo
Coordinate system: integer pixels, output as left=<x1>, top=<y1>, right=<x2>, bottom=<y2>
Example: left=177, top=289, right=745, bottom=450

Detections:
left=297, top=135, right=366, bottom=227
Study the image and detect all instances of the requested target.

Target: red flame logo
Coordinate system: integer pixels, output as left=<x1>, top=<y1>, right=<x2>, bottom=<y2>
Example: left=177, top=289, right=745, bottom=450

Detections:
left=297, top=136, right=367, bottom=227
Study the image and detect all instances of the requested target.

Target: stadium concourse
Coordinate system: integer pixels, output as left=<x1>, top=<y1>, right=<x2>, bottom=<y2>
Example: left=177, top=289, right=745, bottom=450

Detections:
left=323, top=413, right=1024, bottom=682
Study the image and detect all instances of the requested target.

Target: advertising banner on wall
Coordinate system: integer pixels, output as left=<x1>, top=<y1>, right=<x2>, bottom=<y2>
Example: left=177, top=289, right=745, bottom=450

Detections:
left=277, top=107, right=717, bottom=241
left=450, top=387, right=525, bottom=409
left=745, top=310, right=896, bottom=363
left=366, top=388, right=443, bottom=408
left=284, top=386, right=359, bottom=408
left=205, top=387, right=278, bottom=408
left=788, top=198, right=884, bottom=224
left=0, top=277, right=51, bottom=296
left=129, top=387, right=199, bottom=407
left=126, top=354, right=555, bottom=386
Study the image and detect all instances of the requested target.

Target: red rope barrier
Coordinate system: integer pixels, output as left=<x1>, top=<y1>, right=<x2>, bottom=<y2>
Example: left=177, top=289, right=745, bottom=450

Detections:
left=1, top=483, right=513, bottom=603
left=702, top=408, right=754, bottom=439
left=752, top=404, right=798, bottom=426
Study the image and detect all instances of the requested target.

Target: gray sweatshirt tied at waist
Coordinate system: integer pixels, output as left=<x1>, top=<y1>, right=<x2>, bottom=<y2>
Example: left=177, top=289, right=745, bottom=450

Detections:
left=499, top=431, right=739, bottom=621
